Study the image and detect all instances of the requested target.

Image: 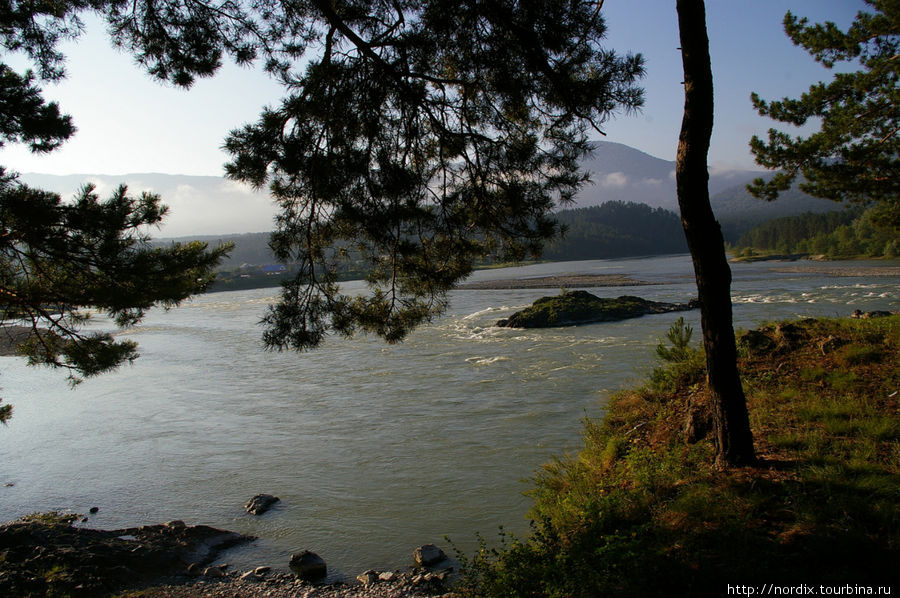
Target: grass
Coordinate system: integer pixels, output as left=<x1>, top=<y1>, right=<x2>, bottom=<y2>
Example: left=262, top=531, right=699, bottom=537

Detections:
left=17, top=511, right=81, bottom=526
left=455, top=316, right=899, bottom=597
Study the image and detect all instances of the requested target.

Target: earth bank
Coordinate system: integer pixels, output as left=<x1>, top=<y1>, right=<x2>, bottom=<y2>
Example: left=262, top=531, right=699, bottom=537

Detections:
left=0, top=514, right=455, bottom=598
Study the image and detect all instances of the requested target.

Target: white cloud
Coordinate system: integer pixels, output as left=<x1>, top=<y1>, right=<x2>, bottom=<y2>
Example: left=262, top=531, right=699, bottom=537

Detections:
left=218, top=179, right=258, bottom=195
left=173, top=184, right=200, bottom=200
left=601, top=172, right=628, bottom=188
left=639, top=178, right=664, bottom=187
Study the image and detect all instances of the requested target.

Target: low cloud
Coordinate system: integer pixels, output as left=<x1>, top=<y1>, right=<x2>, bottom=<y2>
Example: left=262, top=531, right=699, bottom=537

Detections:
left=708, top=164, right=751, bottom=177
left=218, top=179, right=258, bottom=195
left=173, top=184, right=200, bottom=200
left=601, top=172, right=628, bottom=188
left=639, top=178, right=664, bottom=187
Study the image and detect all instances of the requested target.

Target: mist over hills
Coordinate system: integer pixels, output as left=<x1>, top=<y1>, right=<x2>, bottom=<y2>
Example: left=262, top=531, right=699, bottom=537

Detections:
left=18, top=141, right=842, bottom=242
left=579, top=141, right=755, bottom=208
left=16, top=172, right=275, bottom=237
left=578, top=142, right=841, bottom=231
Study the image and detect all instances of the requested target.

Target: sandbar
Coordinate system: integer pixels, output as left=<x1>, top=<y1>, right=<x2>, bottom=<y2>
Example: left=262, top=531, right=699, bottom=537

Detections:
left=458, top=273, right=655, bottom=290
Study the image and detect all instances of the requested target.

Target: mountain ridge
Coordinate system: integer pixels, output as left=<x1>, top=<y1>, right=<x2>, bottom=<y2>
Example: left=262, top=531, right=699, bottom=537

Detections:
left=17, top=141, right=842, bottom=238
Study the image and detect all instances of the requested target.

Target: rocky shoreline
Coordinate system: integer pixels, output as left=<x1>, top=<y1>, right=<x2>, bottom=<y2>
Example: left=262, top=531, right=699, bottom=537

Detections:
left=135, top=566, right=457, bottom=598
left=0, top=513, right=457, bottom=598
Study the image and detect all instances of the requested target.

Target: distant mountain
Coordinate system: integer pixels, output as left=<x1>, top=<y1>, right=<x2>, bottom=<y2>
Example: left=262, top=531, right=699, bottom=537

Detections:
left=17, top=141, right=842, bottom=241
left=580, top=141, right=842, bottom=240
left=578, top=141, right=759, bottom=210
left=711, top=180, right=845, bottom=241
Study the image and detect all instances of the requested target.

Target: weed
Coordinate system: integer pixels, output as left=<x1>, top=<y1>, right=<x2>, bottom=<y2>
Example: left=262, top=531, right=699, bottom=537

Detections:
left=457, top=316, right=900, bottom=596
left=19, top=511, right=79, bottom=526
left=837, top=344, right=883, bottom=366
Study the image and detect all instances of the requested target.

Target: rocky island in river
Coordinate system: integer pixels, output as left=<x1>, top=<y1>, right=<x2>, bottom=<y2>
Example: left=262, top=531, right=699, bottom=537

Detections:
left=497, top=290, right=698, bottom=328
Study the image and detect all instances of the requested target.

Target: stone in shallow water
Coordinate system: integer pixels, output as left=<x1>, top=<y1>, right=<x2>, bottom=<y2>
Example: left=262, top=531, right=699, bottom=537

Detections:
left=289, top=550, right=327, bottom=581
left=244, top=494, right=280, bottom=515
left=413, top=543, right=447, bottom=567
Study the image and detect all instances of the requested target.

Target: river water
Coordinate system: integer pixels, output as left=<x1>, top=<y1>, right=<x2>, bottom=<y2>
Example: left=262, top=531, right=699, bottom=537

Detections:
left=1, top=255, right=897, bottom=579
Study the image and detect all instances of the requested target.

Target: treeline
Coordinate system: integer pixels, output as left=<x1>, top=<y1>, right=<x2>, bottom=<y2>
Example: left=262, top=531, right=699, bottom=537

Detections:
left=169, top=201, right=689, bottom=272
left=733, top=207, right=899, bottom=258
left=543, top=201, right=687, bottom=260
left=164, top=232, right=274, bottom=267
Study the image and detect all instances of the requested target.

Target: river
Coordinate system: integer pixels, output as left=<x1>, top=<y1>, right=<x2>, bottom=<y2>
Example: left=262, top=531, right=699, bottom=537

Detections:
left=1, top=255, right=897, bottom=579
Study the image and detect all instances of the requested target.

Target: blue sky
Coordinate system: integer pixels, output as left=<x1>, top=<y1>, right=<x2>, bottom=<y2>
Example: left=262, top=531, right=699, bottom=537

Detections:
left=1, top=0, right=867, bottom=177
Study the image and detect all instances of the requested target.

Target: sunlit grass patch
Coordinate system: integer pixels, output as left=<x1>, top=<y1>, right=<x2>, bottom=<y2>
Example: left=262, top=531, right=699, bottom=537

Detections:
left=456, top=316, right=900, bottom=597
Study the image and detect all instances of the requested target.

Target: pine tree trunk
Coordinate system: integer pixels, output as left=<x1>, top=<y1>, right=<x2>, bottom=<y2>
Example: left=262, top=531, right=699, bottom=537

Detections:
left=675, top=0, right=755, bottom=467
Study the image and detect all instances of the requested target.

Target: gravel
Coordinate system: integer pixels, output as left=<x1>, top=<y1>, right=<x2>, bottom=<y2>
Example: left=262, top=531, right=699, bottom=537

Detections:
left=133, top=568, right=460, bottom=598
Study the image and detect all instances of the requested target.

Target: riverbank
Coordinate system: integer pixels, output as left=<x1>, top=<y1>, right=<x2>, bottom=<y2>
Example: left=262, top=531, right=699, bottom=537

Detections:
left=3, top=255, right=898, bottom=595
left=0, top=512, right=457, bottom=598
left=454, top=315, right=900, bottom=596
left=3, top=314, right=898, bottom=596
left=121, top=569, right=454, bottom=597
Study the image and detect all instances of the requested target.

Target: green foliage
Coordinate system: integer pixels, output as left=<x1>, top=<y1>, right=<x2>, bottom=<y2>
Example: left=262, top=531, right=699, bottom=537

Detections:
left=749, top=1, right=899, bottom=226
left=4, top=0, right=649, bottom=353
left=217, top=1, right=645, bottom=350
left=650, top=317, right=704, bottom=393
left=18, top=511, right=80, bottom=526
left=837, top=344, right=883, bottom=366
left=734, top=206, right=899, bottom=258
left=457, top=316, right=900, bottom=596
left=656, top=317, right=694, bottom=362
left=0, top=65, right=74, bottom=153
left=1, top=0, right=234, bottom=422
left=543, top=201, right=688, bottom=261
left=0, top=176, right=232, bottom=383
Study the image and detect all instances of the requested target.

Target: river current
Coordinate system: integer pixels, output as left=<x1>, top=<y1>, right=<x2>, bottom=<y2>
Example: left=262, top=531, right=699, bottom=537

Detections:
left=1, top=255, right=898, bottom=579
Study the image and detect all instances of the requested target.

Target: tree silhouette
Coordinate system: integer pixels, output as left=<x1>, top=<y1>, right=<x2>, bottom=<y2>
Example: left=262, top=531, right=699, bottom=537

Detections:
left=749, top=0, right=899, bottom=231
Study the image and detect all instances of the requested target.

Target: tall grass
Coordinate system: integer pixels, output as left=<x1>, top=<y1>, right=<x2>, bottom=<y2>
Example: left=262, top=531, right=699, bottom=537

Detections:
left=455, top=316, right=899, bottom=596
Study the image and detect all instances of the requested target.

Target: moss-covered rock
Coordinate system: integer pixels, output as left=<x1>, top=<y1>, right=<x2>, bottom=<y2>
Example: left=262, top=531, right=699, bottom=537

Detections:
left=0, top=515, right=252, bottom=596
left=496, top=290, right=698, bottom=328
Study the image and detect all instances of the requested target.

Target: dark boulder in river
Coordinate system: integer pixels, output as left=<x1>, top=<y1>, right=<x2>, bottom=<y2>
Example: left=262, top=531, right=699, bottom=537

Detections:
left=244, top=493, right=280, bottom=515
left=497, top=291, right=699, bottom=328
left=289, top=550, right=327, bottom=580
left=413, top=543, right=448, bottom=567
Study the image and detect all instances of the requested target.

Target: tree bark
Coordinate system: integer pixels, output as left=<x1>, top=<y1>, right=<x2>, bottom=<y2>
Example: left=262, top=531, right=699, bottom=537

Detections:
left=675, top=0, right=755, bottom=467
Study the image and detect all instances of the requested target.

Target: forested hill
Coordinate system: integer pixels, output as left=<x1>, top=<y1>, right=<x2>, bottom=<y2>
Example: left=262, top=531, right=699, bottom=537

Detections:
left=164, top=202, right=688, bottom=275
left=543, top=202, right=687, bottom=260
left=712, top=180, right=845, bottom=241
left=733, top=207, right=899, bottom=258
left=22, top=142, right=841, bottom=243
